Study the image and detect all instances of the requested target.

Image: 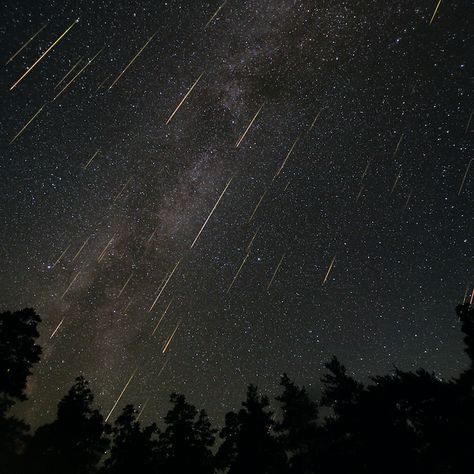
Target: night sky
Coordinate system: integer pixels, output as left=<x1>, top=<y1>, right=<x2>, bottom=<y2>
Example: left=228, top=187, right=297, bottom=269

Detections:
left=1, top=0, right=472, bottom=428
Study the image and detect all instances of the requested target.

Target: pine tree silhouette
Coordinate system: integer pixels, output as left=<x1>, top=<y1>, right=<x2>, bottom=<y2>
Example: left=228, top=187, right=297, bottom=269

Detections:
left=217, top=384, right=287, bottom=474
left=0, top=308, right=41, bottom=472
left=101, top=404, right=158, bottom=474
left=275, top=374, right=319, bottom=473
left=158, top=393, right=216, bottom=474
left=24, top=376, right=109, bottom=474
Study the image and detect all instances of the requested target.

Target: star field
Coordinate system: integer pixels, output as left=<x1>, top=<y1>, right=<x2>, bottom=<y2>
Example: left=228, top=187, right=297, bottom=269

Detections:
left=0, top=0, right=472, bottom=427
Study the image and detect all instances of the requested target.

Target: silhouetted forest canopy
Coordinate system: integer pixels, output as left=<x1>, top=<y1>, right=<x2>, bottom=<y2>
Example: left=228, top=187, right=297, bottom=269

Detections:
left=1, top=302, right=473, bottom=473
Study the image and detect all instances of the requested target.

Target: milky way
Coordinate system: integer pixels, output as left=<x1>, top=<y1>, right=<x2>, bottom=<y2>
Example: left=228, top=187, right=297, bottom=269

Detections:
left=0, top=0, right=472, bottom=427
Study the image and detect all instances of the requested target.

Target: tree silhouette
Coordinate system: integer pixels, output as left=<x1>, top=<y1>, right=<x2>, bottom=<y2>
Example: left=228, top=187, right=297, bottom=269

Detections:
left=158, top=392, right=216, bottom=474
left=102, top=404, right=158, bottom=474
left=24, top=376, right=109, bottom=474
left=217, top=384, right=287, bottom=474
left=0, top=308, right=41, bottom=472
left=275, top=374, right=319, bottom=473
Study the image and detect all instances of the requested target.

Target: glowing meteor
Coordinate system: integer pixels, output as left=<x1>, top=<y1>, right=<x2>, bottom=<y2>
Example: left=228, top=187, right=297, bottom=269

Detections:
left=105, top=369, right=137, bottom=423
left=273, top=133, right=301, bottom=180
left=322, top=255, right=336, bottom=285
left=246, top=226, right=260, bottom=253
left=9, top=104, right=45, bottom=145
left=429, top=0, right=443, bottom=25
left=227, top=252, right=250, bottom=293
left=61, top=271, right=81, bottom=299
left=54, top=57, right=82, bottom=89
left=248, top=190, right=267, bottom=222
left=109, top=32, right=157, bottom=90
left=356, top=185, right=365, bottom=203
left=118, top=273, right=133, bottom=298
left=267, top=254, right=285, bottom=291
left=10, top=19, right=79, bottom=90
left=6, top=23, right=48, bottom=65
left=49, top=318, right=64, bottom=339
left=72, top=236, right=90, bottom=262
left=137, top=398, right=149, bottom=421
left=158, top=358, right=169, bottom=377
left=360, top=158, right=372, bottom=183
left=162, top=322, right=181, bottom=354
left=307, top=109, right=323, bottom=132
left=458, top=158, right=473, bottom=196
left=465, top=111, right=473, bottom=135
left=148, top=225, right=159, bottom=243
left=392, top=133, right=404, bottom=158
left=165, top=73, right=204, bottom=125
left=235, top=103, right=264, bottom=148
left=204, top=0, right=227, bottom=29
left=391, top=169, right=402, bottom=193
left=149, top=260, right=181, bottom=311
left=152, top=298, right=174, bottom=335
left=98, top=235, right=115, bottom=263
left=53, top=48, right=103, bottom=101
left=191, top=177, right=233, bottom=248
left=403, top=189, right=413, bottom=211
left=113, top=177, right=132, bottom=203
left=83, top=150, right=99, bottom=170
left=51, top=244, right=70, bottom=269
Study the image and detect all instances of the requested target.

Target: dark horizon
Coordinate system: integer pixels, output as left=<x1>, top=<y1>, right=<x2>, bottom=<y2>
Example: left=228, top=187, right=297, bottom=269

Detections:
left=1, top=0, right=472, bottom=433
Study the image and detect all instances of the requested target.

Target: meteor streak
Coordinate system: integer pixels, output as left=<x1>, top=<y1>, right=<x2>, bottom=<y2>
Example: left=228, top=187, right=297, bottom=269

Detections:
left=322, top=255, right=336, bottom=285
left=72, top=236, right=90, bottom=262
left=152, top=298, right=174, bottom=335
left=6, top=23, right=48, bottom=65
left=307, top=109, right=322, bottom=132
left=191, top=177, right=233, bottom=248
left=148, top=225, right=159, bottom=243
left=267, top=254, right=285, bottom=291
left=53, top=48, right=103, bottom=101
left=98, top=235, right=115, bottom=262
left=273, top=133, right=301, bottom=180
left=458, top=158, right=473, bottom=196
left=54, top=57, right=82, bottom=88
left=465, top=111, right=473, bottom=135
left=61, top=271, right=81, bottom=299
left=83, top=150, right=99, bottom=170
left=162, top=322, right=181, bottom=354
left=10, top=19, right=79, bottom=90
left=392, top=133, right=404, bottom=158
left=246, top=226, right=260, bottom=253
left=109, top=32, right=157, bottom=90
left=51, top=244, right=70, bottom=269
left=49, top=318, right=64, bottom=339
left=113, top=177, right=132, bottom=203
left=248, top=190, right=267, bottom=222
left=137, top=398, right=149, bottom=421
left=9, top=104, right=45, bottom=144
left=227, top=252, right=250, bottom=293
left=235, top=103, right=264, bottom=148
left=391, top=169, right=402, bottom=193
left=204, top=0, right=227, bottom=29
left=165, top=73, right=204, bottom=125
left=117, top=273, right=133, bottom=298
left=429, top=0, right=443, bottom=25
left=149, top=260, right=181, bottom=310
left=105, top=369, right=137, bottom=423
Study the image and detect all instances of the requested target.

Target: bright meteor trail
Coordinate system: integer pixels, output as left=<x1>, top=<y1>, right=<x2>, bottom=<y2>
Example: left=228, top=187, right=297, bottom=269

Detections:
left=108, top=32, right=157, bottom=90
left=190, top=177, right=233, bottom=249
left=10, top=19, right=79, bottom=91
left=165, top=73, right=204, bottom=125
left=5, top=23, right=48, bottom=65
left=235, top=103, right=264, bottom=148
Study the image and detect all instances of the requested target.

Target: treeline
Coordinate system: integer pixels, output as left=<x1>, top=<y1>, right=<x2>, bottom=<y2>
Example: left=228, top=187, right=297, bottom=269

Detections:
left=1, top=303, right=473, bottom=473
